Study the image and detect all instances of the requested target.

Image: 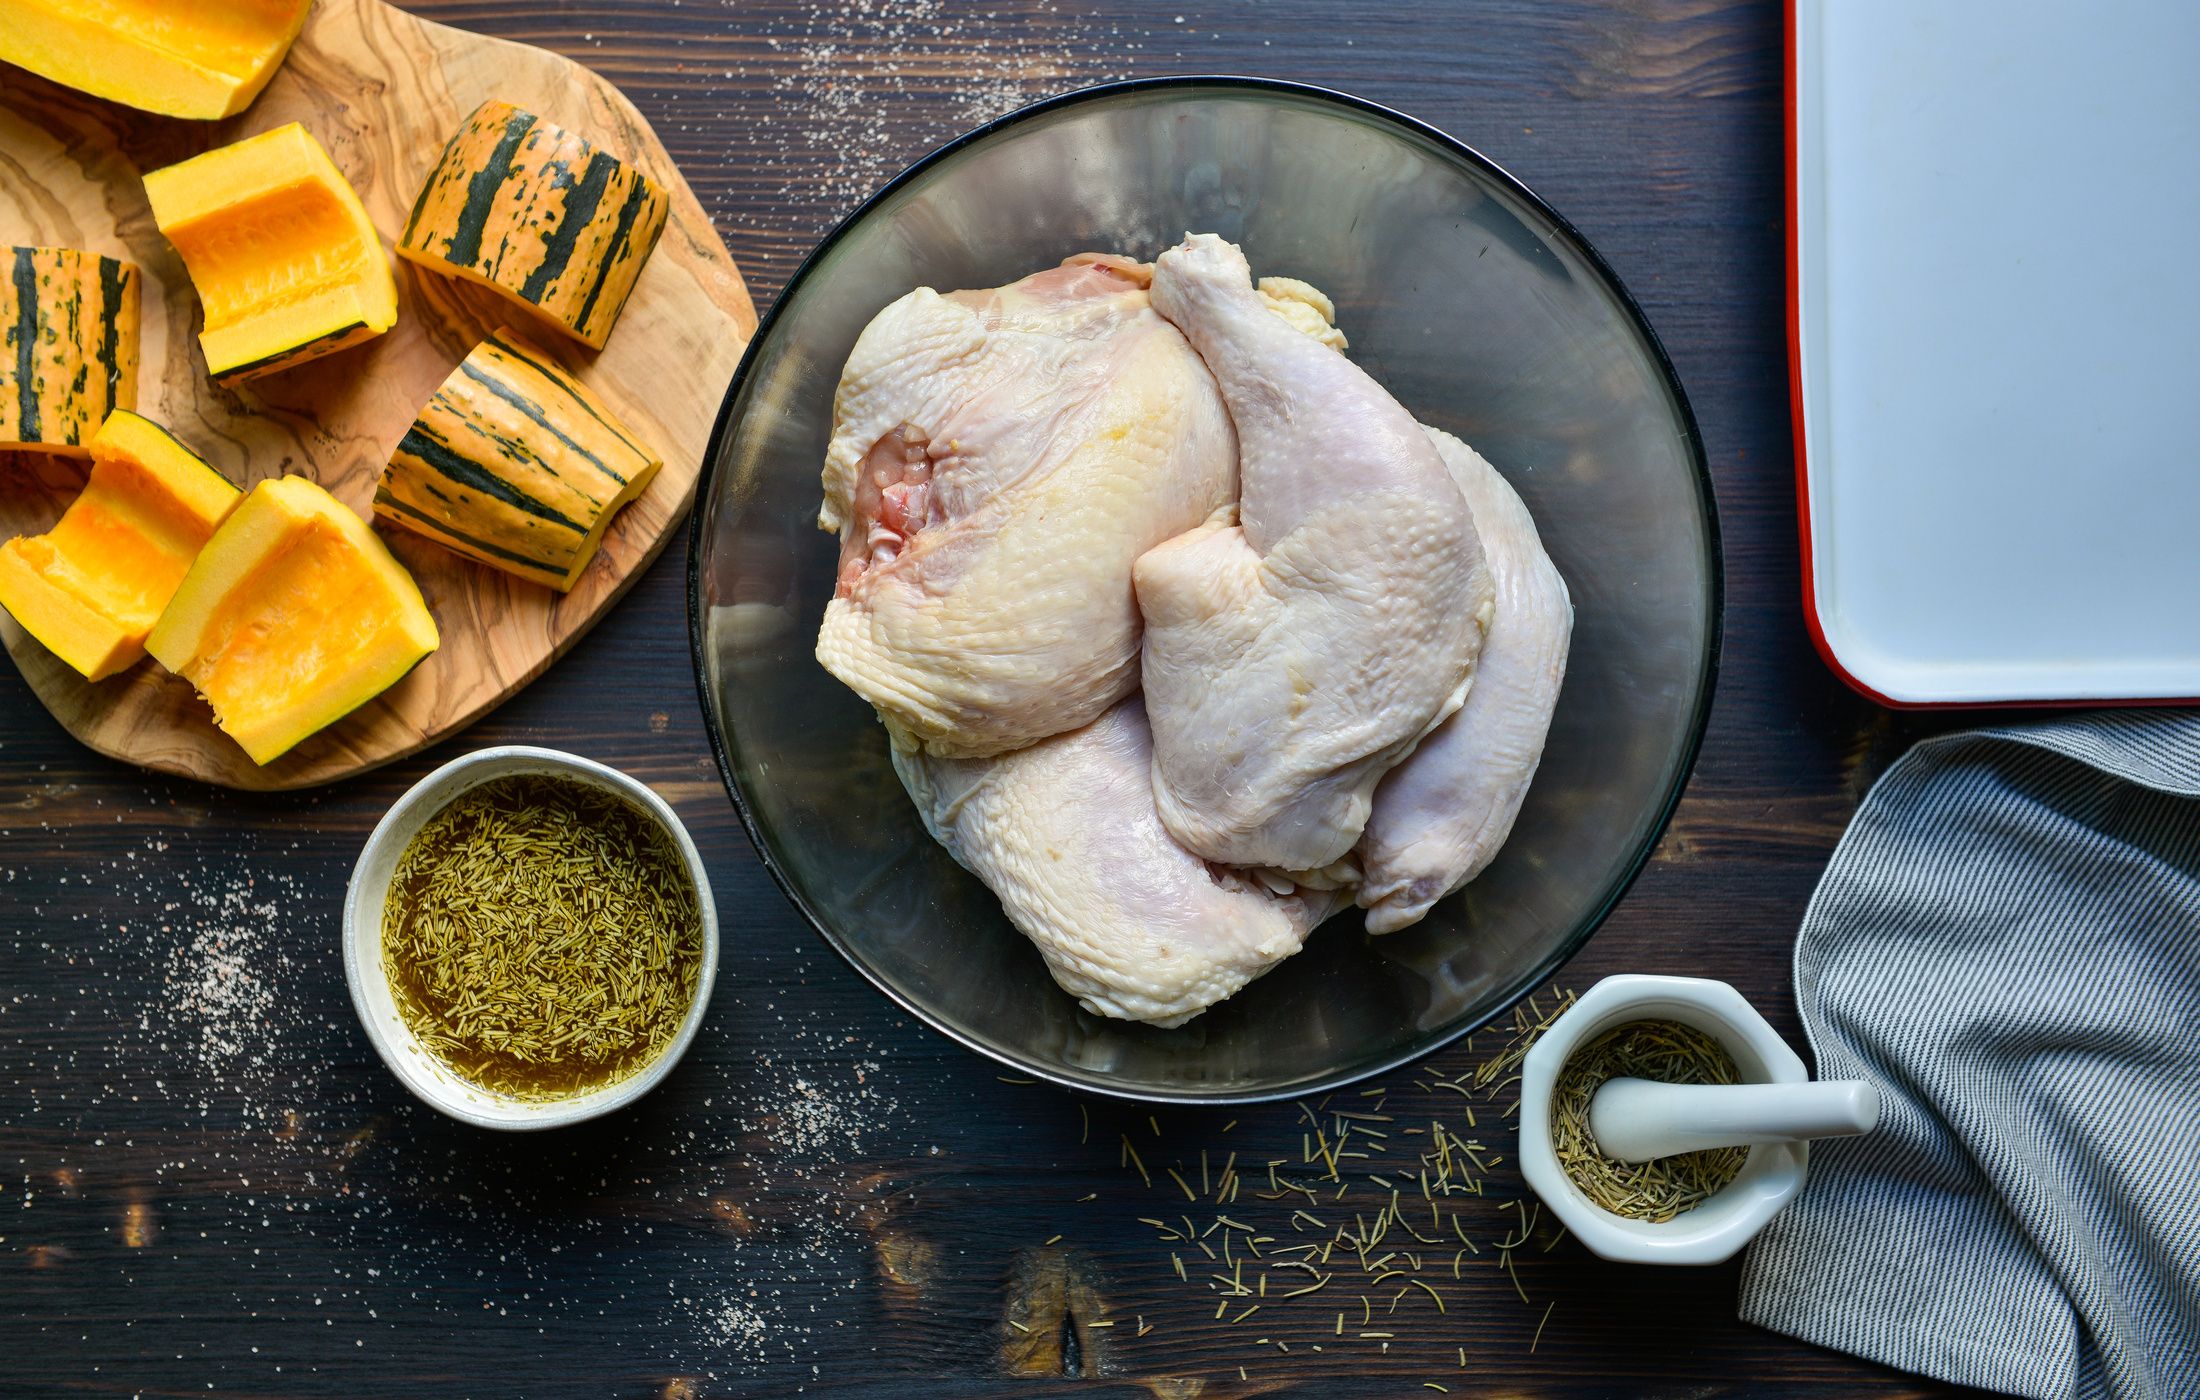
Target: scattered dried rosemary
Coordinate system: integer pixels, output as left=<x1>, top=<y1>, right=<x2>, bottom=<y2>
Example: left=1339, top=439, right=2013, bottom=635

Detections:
left=1094, top=988, right=1576, bottom=1383
left=1551, top=1019, right=1746, bottom=1221
left=382, top=773, right=704, bottom=1101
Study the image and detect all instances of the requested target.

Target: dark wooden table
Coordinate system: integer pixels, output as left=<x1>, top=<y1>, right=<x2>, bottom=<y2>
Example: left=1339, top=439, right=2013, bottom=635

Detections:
left=2, top=2, right=1984, bottom=1395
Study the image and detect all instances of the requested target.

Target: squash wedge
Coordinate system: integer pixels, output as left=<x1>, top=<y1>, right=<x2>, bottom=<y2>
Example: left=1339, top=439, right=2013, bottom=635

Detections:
left=146, top=476, right=438, bottom=765
left=375, top=329, right=661, bottom=591
left=2, top=246, right=140, bottom=454
left=144, top=122, right=397, bottom=382
left=399, top=100, right=669, bottom=350
left=0, top=411, right=240, bottom=681
left=0, top=1, right=313, bottom=120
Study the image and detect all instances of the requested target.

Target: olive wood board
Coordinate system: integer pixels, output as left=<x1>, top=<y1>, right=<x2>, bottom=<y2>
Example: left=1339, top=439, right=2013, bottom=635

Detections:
left=0, top=0, right=756, bottom=790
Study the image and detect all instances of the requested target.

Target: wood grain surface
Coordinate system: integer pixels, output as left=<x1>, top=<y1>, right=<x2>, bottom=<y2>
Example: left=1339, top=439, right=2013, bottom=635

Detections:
left=0, top=0, right=755, bottom=790
left=1, top=2, right=2004, bottom=1396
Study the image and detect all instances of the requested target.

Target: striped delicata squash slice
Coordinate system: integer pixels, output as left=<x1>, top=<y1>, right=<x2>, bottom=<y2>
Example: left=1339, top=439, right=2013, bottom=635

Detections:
left=2, top=246, right=140, bottom=454
left=143, top=122, right=398, bottom=382
left=0, top=411, right=240, bottom=681
left=399, top=100, right=670, bottom=350
left=147, top=476, right=438, bottom=766
left=375, top=328, right=662, bottom=592
left=0, top=0, right=313, bottom=120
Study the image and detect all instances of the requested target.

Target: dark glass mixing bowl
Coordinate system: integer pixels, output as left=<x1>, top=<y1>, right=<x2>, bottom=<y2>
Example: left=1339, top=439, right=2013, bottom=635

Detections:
left=690, top=78, right=1718, bottom=1103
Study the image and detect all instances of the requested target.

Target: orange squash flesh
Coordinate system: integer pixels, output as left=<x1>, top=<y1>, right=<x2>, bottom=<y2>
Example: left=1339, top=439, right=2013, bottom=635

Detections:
left=0, top=411, right=240, bottom=681
left=146, top=476, right=438, bottom=765
left=0, top=1, right=314, bottom=120
left=143, top=122, right=397, bottom=381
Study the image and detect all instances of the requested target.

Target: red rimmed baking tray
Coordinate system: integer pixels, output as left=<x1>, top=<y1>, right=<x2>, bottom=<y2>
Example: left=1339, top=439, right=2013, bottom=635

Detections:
left=1788, top=0, right=2200, bottom=707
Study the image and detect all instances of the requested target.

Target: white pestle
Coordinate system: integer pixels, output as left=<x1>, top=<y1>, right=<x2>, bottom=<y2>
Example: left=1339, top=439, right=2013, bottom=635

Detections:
left=1587, top=1077, right=1882, bottom=1165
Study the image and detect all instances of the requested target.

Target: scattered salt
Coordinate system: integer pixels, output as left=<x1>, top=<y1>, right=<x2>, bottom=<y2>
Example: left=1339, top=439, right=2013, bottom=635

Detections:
left=708, top=0, right=1153, bottom=269
left=164, top=883, right=284, bottom=1079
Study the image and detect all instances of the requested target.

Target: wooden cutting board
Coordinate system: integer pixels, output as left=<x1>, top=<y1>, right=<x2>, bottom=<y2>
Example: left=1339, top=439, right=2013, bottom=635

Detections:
left=0, top=0, right=755, bottom=790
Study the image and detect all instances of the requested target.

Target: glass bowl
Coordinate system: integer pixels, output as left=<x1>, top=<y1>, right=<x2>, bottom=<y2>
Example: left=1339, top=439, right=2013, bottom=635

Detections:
left=689, top=77, right=1718, bottom=1103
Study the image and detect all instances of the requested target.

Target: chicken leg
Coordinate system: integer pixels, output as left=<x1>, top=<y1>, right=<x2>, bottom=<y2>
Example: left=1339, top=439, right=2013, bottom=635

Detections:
left=1135, top=234, right=1495, bottom=872
left=1357, top=427, right=1573, bottom=933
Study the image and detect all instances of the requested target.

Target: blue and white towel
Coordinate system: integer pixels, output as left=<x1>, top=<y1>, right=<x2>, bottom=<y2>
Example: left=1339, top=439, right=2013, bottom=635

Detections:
left=1738, top=713, right=2200, bottom=1400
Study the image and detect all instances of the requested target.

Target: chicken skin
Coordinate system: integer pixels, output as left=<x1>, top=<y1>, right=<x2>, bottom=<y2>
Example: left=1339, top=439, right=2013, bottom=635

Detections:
left=1134, top=234, right=1495, bottom=872
left=818, top=254, right=1235, bottom=758
left=1356, top=427, right=1572, bottom=932
left=893, top=698, right=1337, bottom=1026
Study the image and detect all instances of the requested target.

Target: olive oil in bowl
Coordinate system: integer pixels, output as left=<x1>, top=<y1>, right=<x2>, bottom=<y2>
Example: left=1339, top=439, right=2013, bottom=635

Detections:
left=381, top=772, right=705, bottom=1102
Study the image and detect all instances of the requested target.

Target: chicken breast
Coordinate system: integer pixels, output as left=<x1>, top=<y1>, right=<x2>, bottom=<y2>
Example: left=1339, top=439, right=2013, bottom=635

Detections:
left=1135, top=234, right=1495, bottom=872
left=893, top=698, right=1338, bottom=1027
left=1356, top=427, right=1573, bottom=933
left=818, top=254, right=1236, bottom=758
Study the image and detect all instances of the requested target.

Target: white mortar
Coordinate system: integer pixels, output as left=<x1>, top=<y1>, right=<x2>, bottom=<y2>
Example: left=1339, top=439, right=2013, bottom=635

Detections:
left=1517, top=975, right=1809, bottom=1264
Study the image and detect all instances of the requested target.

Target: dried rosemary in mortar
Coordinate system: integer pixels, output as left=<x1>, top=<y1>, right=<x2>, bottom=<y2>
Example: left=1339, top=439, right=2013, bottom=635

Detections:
left=382, top=774, right=703, bottom=1100
left=1551, top=1019, right=1747, bottom=1221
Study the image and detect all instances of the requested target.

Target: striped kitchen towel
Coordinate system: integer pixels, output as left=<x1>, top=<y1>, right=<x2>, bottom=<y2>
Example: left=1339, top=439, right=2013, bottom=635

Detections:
left=1738, top=713, right=2200, bottom=1400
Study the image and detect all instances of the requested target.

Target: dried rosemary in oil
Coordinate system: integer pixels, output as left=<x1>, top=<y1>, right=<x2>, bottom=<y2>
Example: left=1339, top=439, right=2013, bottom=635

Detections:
left=382, top=773, right=704, bottom=1100
left=1550, top=1019, right=1748, bottom=1221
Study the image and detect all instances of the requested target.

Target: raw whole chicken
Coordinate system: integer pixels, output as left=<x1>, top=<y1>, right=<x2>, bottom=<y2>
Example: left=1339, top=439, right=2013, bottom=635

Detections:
left=817, top=254, right=1235, bottom=758
left=1356, top=427, right=1573, bottom=933
left=893, top=698, right=1337, bottom=1026
left=1134, top=234, right=1496, bottom=873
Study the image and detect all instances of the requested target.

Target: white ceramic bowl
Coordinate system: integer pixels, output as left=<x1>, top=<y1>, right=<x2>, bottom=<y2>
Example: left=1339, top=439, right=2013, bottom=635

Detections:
left=343, top=745, right=719, bottom=1130
left=1517, top=975, right=1808, bottom=1264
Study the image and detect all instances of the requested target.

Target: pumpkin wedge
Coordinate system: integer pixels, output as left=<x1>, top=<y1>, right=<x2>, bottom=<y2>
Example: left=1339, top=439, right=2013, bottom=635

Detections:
left=374, top=329, right=662, bottom=591
left=2, top=246, right=140, bottom=454
left=0, top=1, right=313, bottom=120
left=144, top=122, right=397, bottom=382
left=0, top=412, right=240, bottom=681
left=147, top=476, right=438, bottom=765
left=399, top=100, right=669, bottom=350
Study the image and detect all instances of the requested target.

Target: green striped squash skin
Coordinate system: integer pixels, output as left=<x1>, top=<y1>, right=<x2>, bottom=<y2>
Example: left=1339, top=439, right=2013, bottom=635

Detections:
left=1, top=247, right=140, bottom=453
left=374, top=329, right=661, bottom=591
left=397, top=100, right=670, bottom=350
left=219, top=319, right=381, bottom=383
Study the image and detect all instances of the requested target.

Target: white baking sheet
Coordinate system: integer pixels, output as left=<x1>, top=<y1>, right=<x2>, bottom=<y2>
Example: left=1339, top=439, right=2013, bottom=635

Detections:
left=1792, top=0, right=2200, bottom=704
